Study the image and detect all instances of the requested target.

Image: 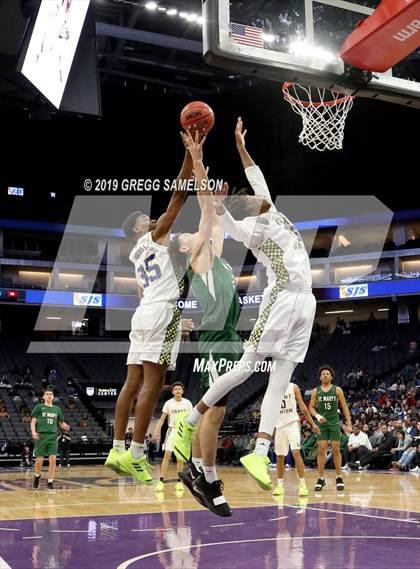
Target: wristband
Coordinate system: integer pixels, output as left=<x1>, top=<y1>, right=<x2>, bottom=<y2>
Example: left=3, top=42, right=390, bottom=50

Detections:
left=315, top=414, right=322, bottom=421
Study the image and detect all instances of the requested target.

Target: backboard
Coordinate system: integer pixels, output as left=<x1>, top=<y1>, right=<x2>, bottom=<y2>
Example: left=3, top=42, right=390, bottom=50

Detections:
left=203, top=0, right=420, bottom=108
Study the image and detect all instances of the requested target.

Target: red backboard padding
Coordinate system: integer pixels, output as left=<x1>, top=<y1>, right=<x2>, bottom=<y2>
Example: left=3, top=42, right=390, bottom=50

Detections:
left=340, top=0, right=420, bottom=72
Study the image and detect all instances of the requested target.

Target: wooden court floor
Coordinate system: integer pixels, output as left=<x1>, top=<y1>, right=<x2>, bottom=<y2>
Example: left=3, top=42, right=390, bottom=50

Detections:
left=0, top=465, right=419, bottom=569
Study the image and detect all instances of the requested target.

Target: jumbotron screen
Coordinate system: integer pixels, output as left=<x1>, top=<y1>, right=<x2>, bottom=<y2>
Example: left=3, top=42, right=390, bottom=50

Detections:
left=20, top=0, right=90, bottom=109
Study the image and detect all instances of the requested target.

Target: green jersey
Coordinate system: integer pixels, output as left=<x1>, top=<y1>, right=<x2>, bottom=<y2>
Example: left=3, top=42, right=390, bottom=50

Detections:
left=316, top=384, right=339, bottom=425
left=31, top=404, right=64, bottom=434
left=187, top=255, right=241, bottom=335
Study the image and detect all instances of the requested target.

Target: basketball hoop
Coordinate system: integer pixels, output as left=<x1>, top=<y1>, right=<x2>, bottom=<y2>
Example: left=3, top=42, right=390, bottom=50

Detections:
left=282, top=82, right=354, bottom=151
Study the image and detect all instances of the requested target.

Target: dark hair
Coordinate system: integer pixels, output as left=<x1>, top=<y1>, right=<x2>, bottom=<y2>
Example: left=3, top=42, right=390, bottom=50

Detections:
left=172, top=382, right=184, bottom=391
left=224, top=187, right=252, bottom=219
left=122, top=211, right=145, bottom=240
left=318, top=365, right=335, bottom=379
left=43, top=386, right=55, bottom=395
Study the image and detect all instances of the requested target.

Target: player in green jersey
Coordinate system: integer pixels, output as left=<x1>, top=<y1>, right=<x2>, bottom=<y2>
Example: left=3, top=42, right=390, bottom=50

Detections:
left=309, top=366, right=352, bottom=492
left=31, top=387, right=69, bottom=492
left=172, top=130, right=242, bottom=516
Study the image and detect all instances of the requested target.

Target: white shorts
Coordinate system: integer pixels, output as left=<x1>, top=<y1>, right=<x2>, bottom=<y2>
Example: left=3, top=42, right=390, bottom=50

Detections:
left=246, top=287, right=316, bottom=362
left=275, top=420, right=301, bottom=456
left=162, top=427, right=175, bottom=452
left=127, top=302, right=181, bottom=368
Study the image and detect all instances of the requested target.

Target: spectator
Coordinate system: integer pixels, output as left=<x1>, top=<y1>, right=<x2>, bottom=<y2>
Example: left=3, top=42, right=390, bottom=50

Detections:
left=0, top=406, right=9, bottom=419
left=22, top=412, right=32, bottom=424
left=348, top=424, right=396, bottom=470
left=67, top=398, right=76, bottom=410
left=48, top=368, right=57, bottom=385
left=392, top=442, right=419, bottom=471
left=145, top=433, right=155, bottom=463
left=390, top=430, right=411, bottom=462
left=21, top=445, right=33, bottom=468
left=301, top=430, right=318, bottom=462
left=58, top=429, right=72, bottom=467
left=79, top=416, right=90, bottom=428
left=219, top=435, right=235, bottom=464
left=343, top=425, right=372, bottom=469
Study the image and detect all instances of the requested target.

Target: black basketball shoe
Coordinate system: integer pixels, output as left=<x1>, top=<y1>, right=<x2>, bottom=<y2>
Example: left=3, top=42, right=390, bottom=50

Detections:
left=191, top=474, right=232, bottom=517
left=336, top=477, right=345, bottom=491
left=179, top=463, right=205, bottom=506
left=314, top=478, right=326, bottom=492
left=33, top=474, right=41, bottom=490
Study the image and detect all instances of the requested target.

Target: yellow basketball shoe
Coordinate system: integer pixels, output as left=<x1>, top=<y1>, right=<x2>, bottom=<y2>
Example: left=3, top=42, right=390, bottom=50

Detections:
left=105, top=448, right=130, bottom=476
left=117, top=451, right=153, bottom=485
left=155, top=480, right=165, bottom=492
left=298, top=481, right=309, bottom=496
left=272, top=484, right=284, bottom=496
left=240, top=453, right=273, bottom=491
left=173, top=415, right=196, bottom=463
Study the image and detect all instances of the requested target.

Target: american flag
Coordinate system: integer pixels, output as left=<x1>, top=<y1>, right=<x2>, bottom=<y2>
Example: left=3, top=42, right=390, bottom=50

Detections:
left=230, top=22, right=264, bottom=48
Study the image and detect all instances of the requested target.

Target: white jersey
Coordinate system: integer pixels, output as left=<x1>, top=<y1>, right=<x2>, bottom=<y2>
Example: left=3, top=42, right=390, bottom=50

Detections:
left=162, top=397, right=193, bottom=428
left=129, top=232, right=182, bottom=306
left=217, top=165, right=312, bottom=289
left=276, top=383, right=300, bottom=428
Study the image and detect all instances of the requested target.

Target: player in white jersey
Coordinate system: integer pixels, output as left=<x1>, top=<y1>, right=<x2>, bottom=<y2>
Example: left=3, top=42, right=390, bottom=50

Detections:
left=153, top=382, right=193, bottom=493
left=174, top=118, right=317, bottom=494
left=273, top=383, right=320, bottom=497
left=105, top=140, right=192, bottom=484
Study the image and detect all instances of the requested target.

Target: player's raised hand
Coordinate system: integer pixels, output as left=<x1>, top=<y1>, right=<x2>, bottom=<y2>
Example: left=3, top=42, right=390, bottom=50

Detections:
left=214, top=181, right=229, bottom=208
left=185, top=128, right=206, bottom=163
left=235, top=116, right=247, bottom=148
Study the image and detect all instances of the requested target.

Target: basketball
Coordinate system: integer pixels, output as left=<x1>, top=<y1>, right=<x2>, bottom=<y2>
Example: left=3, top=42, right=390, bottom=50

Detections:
left=180, top=101, right=215, bottom=136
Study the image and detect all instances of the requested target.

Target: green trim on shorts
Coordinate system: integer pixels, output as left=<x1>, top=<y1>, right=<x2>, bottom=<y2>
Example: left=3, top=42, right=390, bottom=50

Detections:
left=317, top=423, right=341, bottom=442
left=33, top=433, right=59, bottom=457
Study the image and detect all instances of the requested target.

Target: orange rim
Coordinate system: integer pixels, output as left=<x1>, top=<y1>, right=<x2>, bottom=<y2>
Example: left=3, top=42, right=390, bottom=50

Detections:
left=282, top=82, right=353, bottom=108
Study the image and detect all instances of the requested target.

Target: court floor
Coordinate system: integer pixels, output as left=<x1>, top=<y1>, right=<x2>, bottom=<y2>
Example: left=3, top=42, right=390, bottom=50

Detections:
left=0, top=465, right=419, bottom=569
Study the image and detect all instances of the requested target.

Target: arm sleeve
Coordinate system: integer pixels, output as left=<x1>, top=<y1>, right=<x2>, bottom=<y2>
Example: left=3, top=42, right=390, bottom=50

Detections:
left=31, top=404, right=40, bottom=419
left=216, top=209, right=255, bottom=246
left=245, top=165, right=276, bottom=212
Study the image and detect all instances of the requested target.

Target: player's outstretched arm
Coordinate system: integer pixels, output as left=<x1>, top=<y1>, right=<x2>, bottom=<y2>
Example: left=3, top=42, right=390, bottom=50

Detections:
left=152, top=143, right=192, bottom=243
left=235, top=117, right=275, bottom=209
left=235, top=116, right=255, bottom=169
left=294, top=385, right=320, bottom=434
left=337, top=387, right=352, bottom=432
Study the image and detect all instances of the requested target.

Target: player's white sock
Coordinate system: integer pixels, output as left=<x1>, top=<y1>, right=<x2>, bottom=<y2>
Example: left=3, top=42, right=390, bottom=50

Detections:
left=186, top=407, right=202, bottom=427
left=113, top=439, right=125, bottom=453
left=277, top=479, right=284, bottom=486
left=202, top=466, right=217, bottom=484
left=130, top=442, right=145, bottom=459
left=255, top=438, right=270, bottom=457
left=192, top=457, right=203, bottom=471
left=299, top=478, right=306, bottom=484
left=48, top=479, right=53, bottom=484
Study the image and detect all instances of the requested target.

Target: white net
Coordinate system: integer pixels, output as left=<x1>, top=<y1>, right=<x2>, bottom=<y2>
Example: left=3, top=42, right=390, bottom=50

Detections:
left=282, top=83, right=354, bottom=151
